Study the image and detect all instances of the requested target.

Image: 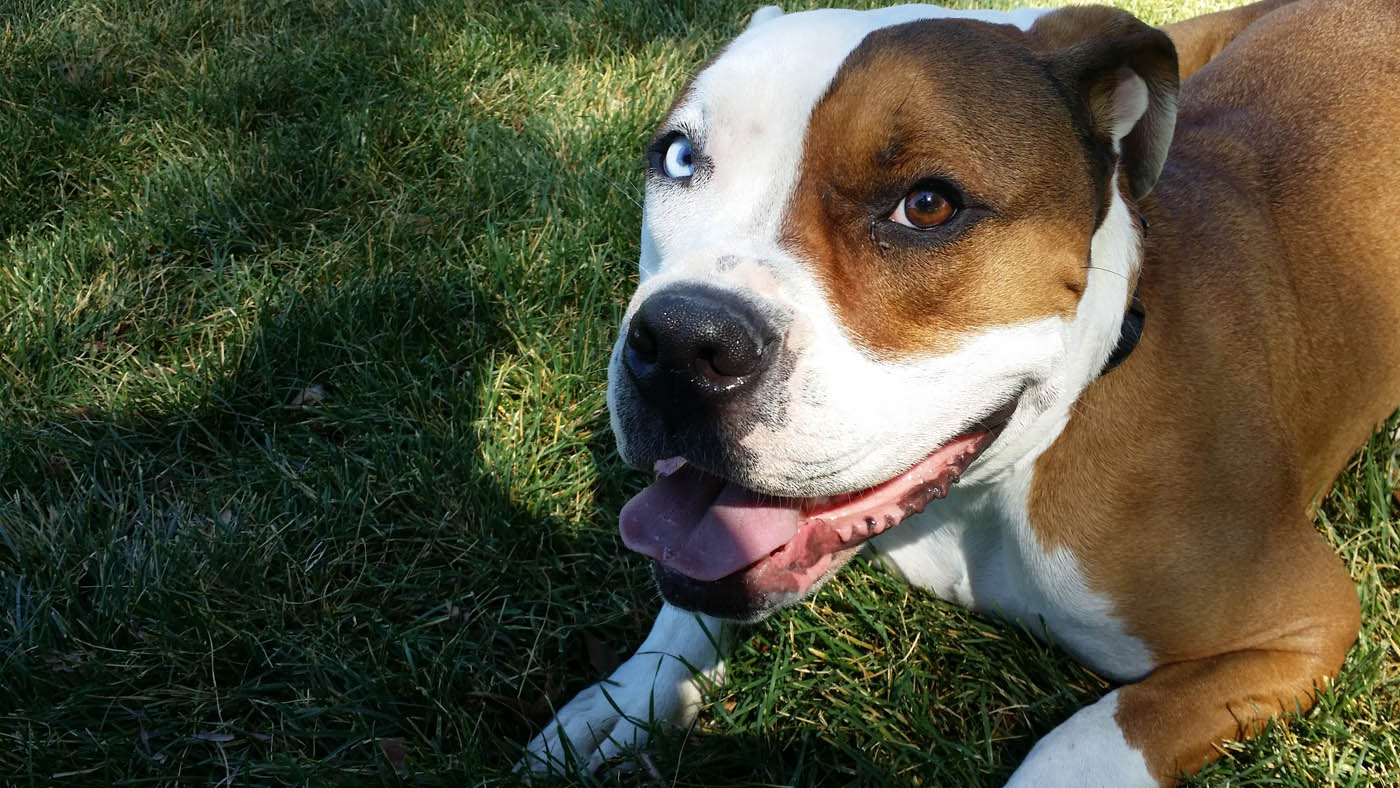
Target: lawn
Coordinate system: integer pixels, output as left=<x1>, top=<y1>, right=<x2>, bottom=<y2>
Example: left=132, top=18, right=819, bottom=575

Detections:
left=1, top=0, right=1396, bottom=785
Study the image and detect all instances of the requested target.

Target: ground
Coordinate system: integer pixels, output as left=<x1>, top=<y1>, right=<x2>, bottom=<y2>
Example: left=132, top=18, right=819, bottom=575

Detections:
left=1, top=0, right=1396, bottom=785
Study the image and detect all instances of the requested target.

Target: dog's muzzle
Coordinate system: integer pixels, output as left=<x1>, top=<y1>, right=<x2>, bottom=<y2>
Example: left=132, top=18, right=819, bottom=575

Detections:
left=622, top=284, right=778, bottom=425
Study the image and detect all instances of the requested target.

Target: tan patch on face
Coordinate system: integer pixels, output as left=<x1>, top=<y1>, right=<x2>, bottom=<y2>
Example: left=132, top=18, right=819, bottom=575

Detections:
left=781, top=20, right=1101, bottom=356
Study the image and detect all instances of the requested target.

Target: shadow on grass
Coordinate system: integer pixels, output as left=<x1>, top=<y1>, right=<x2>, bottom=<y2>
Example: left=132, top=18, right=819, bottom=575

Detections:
left=0, top=1, right=701, bottom=781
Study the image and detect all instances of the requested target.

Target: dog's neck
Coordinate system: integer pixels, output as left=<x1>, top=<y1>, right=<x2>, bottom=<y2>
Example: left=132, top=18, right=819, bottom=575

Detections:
left=962, top=186, right=1145, bottom=485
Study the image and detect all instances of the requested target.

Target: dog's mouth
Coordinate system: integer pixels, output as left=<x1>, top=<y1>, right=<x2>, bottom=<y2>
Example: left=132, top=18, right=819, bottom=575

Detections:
left=619, top=401, right=1017, bottom=599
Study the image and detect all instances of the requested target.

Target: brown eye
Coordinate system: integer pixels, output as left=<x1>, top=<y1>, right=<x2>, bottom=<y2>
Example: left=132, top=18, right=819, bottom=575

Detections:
left=891, top=188, right=955, bottom=229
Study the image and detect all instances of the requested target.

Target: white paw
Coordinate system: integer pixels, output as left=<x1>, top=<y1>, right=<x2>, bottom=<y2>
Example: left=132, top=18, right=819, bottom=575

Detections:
left=1004, top=690, right=1158, bottom=788
left=517, top=605, right=727, bottom=775
left=518, top=682, right=653, bottom=772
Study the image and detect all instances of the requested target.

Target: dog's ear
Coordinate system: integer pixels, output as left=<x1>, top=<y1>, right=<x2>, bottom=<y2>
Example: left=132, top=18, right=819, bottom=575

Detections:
left=747, top=5, right=783, bottom=30
left=1030, top=7, right=1179, bottom=200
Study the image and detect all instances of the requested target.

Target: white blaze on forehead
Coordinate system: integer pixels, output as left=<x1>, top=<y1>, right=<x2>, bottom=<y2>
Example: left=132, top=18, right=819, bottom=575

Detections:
left=640, top=4, right=1051, bottom=277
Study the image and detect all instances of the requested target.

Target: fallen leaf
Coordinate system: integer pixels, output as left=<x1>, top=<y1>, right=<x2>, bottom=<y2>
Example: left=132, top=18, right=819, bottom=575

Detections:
left=466, top=690, right=554, bottom=724
left=581, top=630, right=622, bottom=675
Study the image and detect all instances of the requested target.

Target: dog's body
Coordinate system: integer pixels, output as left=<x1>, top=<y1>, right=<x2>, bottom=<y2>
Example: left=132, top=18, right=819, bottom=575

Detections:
left=523, top=1, right=1400, bottom=784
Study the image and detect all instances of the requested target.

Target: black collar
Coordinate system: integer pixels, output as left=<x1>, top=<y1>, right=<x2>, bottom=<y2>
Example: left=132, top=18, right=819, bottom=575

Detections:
left=1100, top=207, right=1149, bottom=375
left=1101, top=282, right=1144, bottom=375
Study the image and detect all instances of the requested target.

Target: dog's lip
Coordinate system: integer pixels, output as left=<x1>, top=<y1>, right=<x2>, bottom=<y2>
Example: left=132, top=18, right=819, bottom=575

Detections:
left=788, top=395, right=1019, bottom=509
left=737, top=407, right=1015, bottom=584
left=625, top=395, right=1020, bottom=591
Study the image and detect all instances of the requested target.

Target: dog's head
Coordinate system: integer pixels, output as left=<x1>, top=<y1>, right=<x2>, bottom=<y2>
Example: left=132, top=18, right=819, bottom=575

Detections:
left=608, top=5, right=1178, bottom=620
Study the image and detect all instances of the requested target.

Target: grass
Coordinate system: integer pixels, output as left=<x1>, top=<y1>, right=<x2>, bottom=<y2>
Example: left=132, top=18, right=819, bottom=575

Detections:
left=0, top=0, right=1395, bottom=785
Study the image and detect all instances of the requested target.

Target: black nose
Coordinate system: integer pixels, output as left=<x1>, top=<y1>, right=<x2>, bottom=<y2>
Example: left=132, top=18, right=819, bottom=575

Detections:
left=624, top=286, right=774, bottom=410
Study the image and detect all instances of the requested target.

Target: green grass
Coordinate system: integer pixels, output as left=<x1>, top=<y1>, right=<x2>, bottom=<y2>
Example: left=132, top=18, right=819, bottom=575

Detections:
left=1, top=0, right=1395, bottom=785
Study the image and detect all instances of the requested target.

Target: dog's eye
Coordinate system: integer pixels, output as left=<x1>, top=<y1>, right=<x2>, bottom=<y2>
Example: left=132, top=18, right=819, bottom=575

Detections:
left=662, top=136, right=695, bottom=179
left=890, top=186, right=956, bottom=229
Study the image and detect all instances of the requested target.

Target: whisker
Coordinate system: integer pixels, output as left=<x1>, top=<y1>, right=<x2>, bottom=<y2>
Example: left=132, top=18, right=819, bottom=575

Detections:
left=1082, top=264, right=1132, bottom=282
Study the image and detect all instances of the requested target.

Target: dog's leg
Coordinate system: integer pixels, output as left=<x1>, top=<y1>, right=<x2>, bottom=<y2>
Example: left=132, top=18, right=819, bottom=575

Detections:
left=1007, top=649, right=1345, bottom=787
left=519, top=603, right=729, bottom=774
left=1006, top=540, right=1358, bottom=788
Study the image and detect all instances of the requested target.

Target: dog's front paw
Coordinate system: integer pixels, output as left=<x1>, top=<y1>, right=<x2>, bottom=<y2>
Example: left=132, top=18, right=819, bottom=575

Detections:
left=1004, top=690, right=1158, bottom=788
left=518, top=665, right=687, bottom=774
left=518, top=605, right=727, bottom=775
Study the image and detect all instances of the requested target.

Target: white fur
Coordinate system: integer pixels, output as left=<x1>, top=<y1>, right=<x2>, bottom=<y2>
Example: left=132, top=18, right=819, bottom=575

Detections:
left=519, top=604, right=728, bottom=773
left=1005, top=691, right=1158, bottom=788
left=1108, top=70, right=1152, bottom=145
left=871, top=473, right=1155, bottom=682
left=747, top=4, right=783, bottom=29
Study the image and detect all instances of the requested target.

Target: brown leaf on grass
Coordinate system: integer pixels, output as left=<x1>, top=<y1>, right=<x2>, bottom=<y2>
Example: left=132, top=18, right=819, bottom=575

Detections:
left=581, top=629, right=621, bottom=676
left=54, top=61, right=92, bottom=85
left=465, top=691, right=554, bottom=725
left=194, top=731, right=235, bottom=743
left=44, top=453, right=72, bottom=478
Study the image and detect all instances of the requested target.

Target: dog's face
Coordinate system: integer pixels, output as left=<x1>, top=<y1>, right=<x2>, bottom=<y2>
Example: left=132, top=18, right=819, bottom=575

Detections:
left=608, top=6, right=1177, bottom=620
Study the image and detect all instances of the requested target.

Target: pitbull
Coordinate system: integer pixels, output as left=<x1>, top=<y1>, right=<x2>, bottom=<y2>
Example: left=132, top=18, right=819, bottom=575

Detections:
left=522, top=1, right=1400, bottom=784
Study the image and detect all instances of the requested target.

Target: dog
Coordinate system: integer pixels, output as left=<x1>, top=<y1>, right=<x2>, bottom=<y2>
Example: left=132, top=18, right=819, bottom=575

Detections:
left=521, top=1, right=1400, bottom=784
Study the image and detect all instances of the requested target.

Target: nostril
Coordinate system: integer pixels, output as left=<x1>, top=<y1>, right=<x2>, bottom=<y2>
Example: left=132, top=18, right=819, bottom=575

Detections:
left=627, top=319, right=659, bottom=363
left=697, top=342, right=762, bottom=380
left=694, top=348, right=725, bottom=382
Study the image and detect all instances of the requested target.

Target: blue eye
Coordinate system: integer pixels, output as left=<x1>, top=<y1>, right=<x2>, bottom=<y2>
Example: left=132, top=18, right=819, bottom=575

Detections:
left=662, top=136, right=695, bottom=179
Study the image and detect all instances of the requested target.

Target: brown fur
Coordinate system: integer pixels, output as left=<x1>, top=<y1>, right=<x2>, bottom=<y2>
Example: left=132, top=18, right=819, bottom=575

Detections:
left=781, top=20, right=1098, bottom=356
left=1028, top=0, right=1400, bottom=781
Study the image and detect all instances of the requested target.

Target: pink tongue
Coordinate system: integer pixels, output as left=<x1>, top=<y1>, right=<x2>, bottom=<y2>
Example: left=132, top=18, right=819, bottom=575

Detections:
left=619, top=463, right=801, bottom=582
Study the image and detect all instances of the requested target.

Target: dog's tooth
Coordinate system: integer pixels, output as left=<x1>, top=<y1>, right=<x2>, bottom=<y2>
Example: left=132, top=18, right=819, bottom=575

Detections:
left=654, top=457, right=687, bottom=476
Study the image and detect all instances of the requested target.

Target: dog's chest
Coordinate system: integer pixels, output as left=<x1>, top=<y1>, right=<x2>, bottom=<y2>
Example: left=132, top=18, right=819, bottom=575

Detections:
left=869, top=468, right=1155, bottom=682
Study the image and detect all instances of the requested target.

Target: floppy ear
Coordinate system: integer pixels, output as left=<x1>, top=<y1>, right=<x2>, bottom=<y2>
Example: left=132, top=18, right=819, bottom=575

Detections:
left=1030, top=7, right=1179, bottom=200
